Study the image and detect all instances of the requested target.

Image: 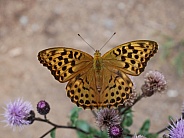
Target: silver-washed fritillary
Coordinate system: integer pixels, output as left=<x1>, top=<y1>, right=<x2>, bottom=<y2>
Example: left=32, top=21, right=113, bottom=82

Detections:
left=38, top=40, right=158, bottom=109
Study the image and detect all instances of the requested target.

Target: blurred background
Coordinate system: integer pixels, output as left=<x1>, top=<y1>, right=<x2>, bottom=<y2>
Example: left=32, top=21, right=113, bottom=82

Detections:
left=0, top=0, right=184, bottom=137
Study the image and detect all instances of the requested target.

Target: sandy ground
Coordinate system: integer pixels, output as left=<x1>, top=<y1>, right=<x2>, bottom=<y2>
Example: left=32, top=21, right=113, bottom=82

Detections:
left=0, top=0, right=184, bottom=138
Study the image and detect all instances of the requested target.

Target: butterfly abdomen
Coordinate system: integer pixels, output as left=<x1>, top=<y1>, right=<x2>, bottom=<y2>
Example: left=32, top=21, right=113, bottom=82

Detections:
left=93, top=50, right=104, bottom=92
left=93, top=50, right=103, bottom=71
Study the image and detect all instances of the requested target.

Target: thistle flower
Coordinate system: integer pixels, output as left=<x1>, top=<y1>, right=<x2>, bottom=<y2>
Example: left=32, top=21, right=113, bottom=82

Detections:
left=3, top=98, right=34, bottom=129
left=124, top=92, right=137, bottom=107
left=168, top=117, right=184, bottom=138
left=141, top=70, right=166, bottom=97
left=96, top=108, right=121, bottom=130
left=37, top=100, right=50, bottom=115
left=25, top=110, right=35, bottom=124
left=108, top=125, right=123, bottom=138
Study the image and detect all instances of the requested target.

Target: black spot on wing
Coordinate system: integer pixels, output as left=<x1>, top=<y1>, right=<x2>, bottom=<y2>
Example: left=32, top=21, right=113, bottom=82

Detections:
left=133, top=49, right=138, bottom=54
left=61, top=50, right=67, bottom=55
left=68, top=67, right=74, bottom=73
left=124, top=63, right=129, bottom=68
left=71, top=60, right=75, bottom=66
left=68, top=51, right=73, bottom=58
left=128, top=44, right=134, bottom=49
left=134, top=55, right=139, bottom=59
left=58, top=56, right=63, bottom=60
left=58, top=62, right=62, bottom=66
left=116, top=48, right=121, bottom=55
left=130, top=60, right=136, bottom=64
left=74, top=51, right=79, bottom=59
left=78, top=53, right=82, bottom=60
left=113, top=50, right=118, bottom=56
left=127, top=53, right=132, bottom=58
left=64, top=58, right=69, bottom=64
left=121, top=56, right=126, bottom=61
left=62, top=66, right=67, bottom=71
left=109, top=75, right=113, bottom=83
left=109, top=84, right=116, bottom=90
left=122, top=47, right=127, bottom=54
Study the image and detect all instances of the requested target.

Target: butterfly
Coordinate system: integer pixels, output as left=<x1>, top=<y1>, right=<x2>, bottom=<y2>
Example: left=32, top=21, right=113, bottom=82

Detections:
left=38, top=40, right=158, bottom=109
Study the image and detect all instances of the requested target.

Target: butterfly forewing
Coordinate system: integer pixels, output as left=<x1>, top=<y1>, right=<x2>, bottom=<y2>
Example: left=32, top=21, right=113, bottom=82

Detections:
left=38, top=47, right=93, bottom=83
left=102, top=40, right=158, bottom=76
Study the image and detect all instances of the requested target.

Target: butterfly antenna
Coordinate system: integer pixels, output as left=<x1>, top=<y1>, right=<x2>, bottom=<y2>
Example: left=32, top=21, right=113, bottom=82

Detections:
left=99, top=32, right=116, bottom=51
left=78, top=34, right=95, bottom=51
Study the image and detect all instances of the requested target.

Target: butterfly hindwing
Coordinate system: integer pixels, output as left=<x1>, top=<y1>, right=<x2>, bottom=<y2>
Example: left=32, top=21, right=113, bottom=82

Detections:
left=102, top=40, right=158, bottom=76
left=100, top=67, right=133, bottom=107
left=38, top=47, right=93, bottom=83
left=66, top=67, right=100, bottom=109
left=66, top=66, right=133, bottom=109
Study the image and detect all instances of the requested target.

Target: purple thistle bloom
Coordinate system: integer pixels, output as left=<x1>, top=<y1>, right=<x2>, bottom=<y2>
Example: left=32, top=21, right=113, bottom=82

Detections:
left=3, top=98, right=33, bottom=129
left=141, top=70, right=167, bottom=97
left=169, top=117, right=184, bottom=138
left=96, top=108, right=121, bottom=130
left=108, top=125, right=123, bottom=138
left=124, top=92, right=137, bottom=107
left=37, top=100, right=50, bottom=115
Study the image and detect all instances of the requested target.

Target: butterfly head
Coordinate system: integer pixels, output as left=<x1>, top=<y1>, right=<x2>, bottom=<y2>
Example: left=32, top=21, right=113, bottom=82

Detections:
left=94, top=50, right=101, bottom=57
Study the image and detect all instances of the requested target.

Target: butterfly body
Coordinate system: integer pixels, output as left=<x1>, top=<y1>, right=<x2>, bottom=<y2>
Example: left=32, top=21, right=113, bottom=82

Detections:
left=38, top=40, right=158, bottom=109
left=93, top=50, right=102, bottom=72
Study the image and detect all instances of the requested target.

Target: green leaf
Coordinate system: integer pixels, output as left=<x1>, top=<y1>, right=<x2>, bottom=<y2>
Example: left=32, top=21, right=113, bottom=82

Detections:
left=76, top=120, right=90, bottom=133
left=137, top=122, right=158, bottom=138
left=161, top=38, right=174, bottom=59
left=123, top=136, right=132, bottom=138
left=123, top=128, right=130, bottom=135
left=77, top=132, right=93, bottom=138
left=69, top=107, right=82, bottom=126
left=97, top=131, right=108, bottom=138
left=123, top=115, right=133, bottom=127
left=139, top=120, right=150, bottom=135
left=75, top=120, right=91, bottom=138
left=89, top=125, right=108, bottom=138
left=173, top=51, right=184, bottom=76
left=50, top=128, right=56, bottom=138
left=145, top=133, right=158, bottom=138
left=120, top=107, right=132, bottom=114
left=76, top=120, right=108, bottom=138
left=122, top=108, right=133, bottom=127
